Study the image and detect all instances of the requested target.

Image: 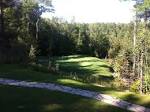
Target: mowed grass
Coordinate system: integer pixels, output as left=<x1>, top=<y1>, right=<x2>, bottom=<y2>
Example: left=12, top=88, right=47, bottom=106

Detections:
left=56, top=55, right=113, bottom=77
left=0, top=55, right=150, bottom=108
left=39, top=55, right=114, bottom=84
left=0, top=85, right=130, bottom=112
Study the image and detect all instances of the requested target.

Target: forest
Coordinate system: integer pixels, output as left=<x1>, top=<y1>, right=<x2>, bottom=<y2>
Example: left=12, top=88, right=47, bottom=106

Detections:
left=0, top=0, right=150, bottom=112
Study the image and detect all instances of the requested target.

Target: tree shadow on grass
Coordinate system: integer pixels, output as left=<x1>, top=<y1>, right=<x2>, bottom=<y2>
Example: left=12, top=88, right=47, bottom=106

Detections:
left=98, top=65, right=114, bottom=72
left=57, top=61, right=114, bottom=85
left=0, top=85, right=129, bottom=112
left=119, top=93, right=150, bottom=108
left=0, top=63, right=114, bottom=87
left=37, top=57, right=115, bottom=85
left=58, top=61, right=112, bottom=74
left=56, top=77, right=116, bottom=94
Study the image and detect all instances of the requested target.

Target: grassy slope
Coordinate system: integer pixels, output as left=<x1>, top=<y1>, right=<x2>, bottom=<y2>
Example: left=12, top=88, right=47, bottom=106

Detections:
left=0, top=55, right=149, bottom=108
left=42, top=55, right=114, bottom=84
left=0, top=85, right=129, bottom=112
left=56, top=55, right=113, bottom=77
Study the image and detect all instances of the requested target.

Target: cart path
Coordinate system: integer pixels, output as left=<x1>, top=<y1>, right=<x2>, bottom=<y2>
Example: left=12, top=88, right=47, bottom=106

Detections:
left=0, top=78, right=150, bottom=112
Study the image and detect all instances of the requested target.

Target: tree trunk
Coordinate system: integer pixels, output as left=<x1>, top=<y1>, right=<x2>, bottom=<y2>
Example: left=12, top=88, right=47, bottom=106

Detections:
left=140, top=50, right=144, bottom=94
left=133, top=16, right=137, bottom=77
left=132, top=5, right=137, bottom=77
left=137, top=54, right=140, bottom=78
left=36, top=18, right=39, bottom=40
left=0, top=0, right=4, bottom=35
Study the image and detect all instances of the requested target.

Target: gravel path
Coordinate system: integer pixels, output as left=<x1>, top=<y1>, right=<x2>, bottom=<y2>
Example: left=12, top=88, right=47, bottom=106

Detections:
left=0, top=78, right=150, bottom=112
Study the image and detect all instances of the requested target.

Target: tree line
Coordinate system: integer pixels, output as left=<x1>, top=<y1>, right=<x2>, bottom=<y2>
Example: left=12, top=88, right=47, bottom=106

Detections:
left=38, top=18, right=133, bottom=58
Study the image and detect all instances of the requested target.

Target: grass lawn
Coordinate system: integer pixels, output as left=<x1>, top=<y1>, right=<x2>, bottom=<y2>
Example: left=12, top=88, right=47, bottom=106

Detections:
left=55, top=55, right=113, bottom=77
left=0, top=55, right=150, bottom=108
left=0, top=85, right=130, bottom=112
left=39, top=55, right=114, bottom=84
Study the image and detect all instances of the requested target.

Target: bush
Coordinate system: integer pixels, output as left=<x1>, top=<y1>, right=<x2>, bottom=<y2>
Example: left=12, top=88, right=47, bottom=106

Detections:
left=130, top=80, right=140, bottom=93
left=144, top=74, right=150, bottom=94
left=112, top=77, right=127, bottom=90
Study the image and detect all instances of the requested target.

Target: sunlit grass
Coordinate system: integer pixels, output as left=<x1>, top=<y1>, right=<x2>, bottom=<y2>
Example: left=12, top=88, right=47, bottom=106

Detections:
left=56, top=55, right=113, bottom=77
left=57, top=79, right=86, bottom=86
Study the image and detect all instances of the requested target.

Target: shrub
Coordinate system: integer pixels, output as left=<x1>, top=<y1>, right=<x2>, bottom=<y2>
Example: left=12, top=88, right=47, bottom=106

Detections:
left=112, top=77, right=127, bottom=90
left=130, top=80, right=140, bottom=93
left=144, top=74, right=150, bottom=94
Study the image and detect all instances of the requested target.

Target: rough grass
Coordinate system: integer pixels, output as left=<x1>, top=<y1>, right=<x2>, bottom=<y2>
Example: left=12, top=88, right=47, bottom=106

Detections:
left=0, top=63, right=150, bottom=108
left=0, top=85, right=130, bottom=112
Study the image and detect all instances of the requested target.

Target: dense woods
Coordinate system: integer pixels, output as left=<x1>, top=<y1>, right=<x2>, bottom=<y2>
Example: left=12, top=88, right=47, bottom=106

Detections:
left=0, top=0, right=150, bottom=94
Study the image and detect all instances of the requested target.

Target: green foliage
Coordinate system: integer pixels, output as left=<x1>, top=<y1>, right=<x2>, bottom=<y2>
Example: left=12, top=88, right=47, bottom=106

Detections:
left=130, top=80, right=140, bottom=93
left=112, top=77, right=127, bottom=90
left=144, top=72, right=150, bottom=94
left=136, top=0, right=150, bottom=11
left=0, top=0, right=53, bottom=63
left=38, top=19, right=133, bottom=59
